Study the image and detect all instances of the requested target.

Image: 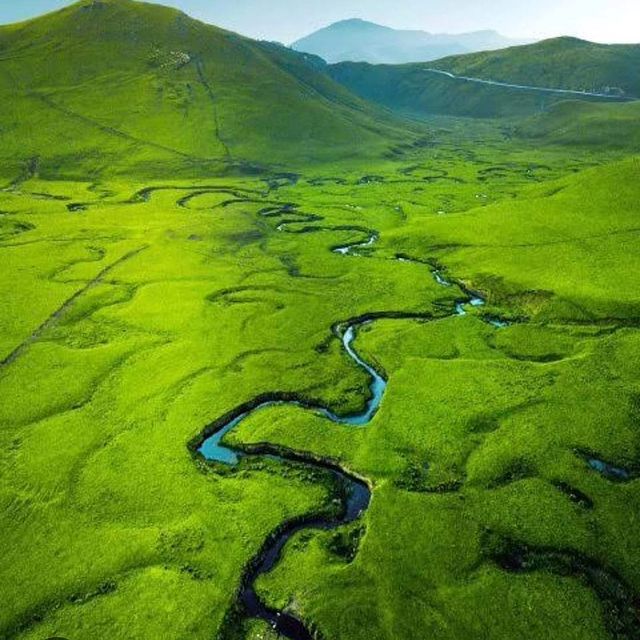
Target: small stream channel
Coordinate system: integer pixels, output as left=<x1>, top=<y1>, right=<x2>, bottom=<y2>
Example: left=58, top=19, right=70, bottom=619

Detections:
left=196, top=229, right=506, bottom=638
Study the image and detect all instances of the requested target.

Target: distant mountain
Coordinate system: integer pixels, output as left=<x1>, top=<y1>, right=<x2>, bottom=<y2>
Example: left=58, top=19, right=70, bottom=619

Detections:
left=291, top=19, right=528, bottom=64
left=327, top=37, right=640, bottom=119
left=0, top=0, right=408, bottom=179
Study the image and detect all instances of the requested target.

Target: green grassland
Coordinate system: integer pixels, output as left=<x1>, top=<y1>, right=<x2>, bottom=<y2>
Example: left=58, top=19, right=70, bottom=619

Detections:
left=431, top=37, right=640, bottom=97
left=382, top=156, right=640, bottom=321
left=328, top=38, right=640, bottom=119
left=2, top=126, right=638, bottom=639
left=517, top=100, right=640, bottom=149
left=1, top=1, right=639, bottom=640
left=0, top=0, right=411, bottom=179
left=228, top=158, right=640, bottom=640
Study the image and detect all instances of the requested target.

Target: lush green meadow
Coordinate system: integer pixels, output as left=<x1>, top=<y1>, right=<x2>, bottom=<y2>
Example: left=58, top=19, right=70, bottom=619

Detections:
left=2, top=118, right=639, bottom=639
left=431, top=37, right=640, bottom=96
left=327, top=37, right=640, bottom=120
left=1, top=1, right=639, bottom=639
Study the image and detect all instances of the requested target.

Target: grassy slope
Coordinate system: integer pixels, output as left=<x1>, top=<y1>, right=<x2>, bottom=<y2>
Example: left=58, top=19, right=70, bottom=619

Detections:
left=328, top=61, right=573, bottom=118
left=228, top=158, right=640, bottom=639
left=328, top=37, right=640, bottom=119
left=384, top=157, right=640, bottom=321
left=1, top=3, right=639, bottom=640
left=432, top=37, right=640, bottom=96
left=1, top=121, right=638, bottom=639
left=517, top=100, right=640, bottom=149
left=0, top=0, right=409, bottom=179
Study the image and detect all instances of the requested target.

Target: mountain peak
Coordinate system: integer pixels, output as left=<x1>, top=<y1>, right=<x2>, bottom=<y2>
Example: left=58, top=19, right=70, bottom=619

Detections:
left=333, top=18, right=371, bottom=26
left=333, top=19, right=385, bottom=27
left=0, top=0, right=402, bottom=174
left=68, top=0, right=139, bottom=12
left=315, top=19, right=394, bottom=34
left=541, top=35, right=594, bottom=46
left=292, top=20, right=527, bottom=64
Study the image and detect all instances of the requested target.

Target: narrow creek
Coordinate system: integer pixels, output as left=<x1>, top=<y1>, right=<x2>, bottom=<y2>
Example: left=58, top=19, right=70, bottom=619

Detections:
left=196, top=223, right=505, bottom=639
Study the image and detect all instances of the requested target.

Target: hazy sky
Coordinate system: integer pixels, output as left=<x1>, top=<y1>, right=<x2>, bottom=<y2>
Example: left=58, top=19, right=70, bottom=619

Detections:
left=1, top=0, right=638, bottom=44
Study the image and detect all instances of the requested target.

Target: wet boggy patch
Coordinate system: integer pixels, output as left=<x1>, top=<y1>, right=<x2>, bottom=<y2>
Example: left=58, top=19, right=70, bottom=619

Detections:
left=485, top=532, right=640, bottom=640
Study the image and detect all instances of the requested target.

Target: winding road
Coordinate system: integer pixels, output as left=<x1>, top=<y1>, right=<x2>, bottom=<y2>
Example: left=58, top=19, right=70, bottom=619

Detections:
left=423, top=68, right=632, bottom=100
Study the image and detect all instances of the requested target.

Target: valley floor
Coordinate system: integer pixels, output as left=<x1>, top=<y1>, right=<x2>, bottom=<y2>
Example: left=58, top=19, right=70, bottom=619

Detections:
left=1, top=120, right=639, bottom=640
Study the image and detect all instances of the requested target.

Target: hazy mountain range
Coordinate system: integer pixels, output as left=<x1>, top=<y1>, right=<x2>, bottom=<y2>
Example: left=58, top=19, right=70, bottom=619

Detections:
left=291, top=18, right=531, bottom=64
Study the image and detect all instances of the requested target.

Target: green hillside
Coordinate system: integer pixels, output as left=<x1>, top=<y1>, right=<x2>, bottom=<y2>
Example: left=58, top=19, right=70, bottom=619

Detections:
left=517, top=100, right=640, bottom=149
left=328, top=62, right=580, bottom=118
left=0, top=0, right=408, bottom=179
left=328, top=37, right=640, bottom=119
left=385, top=157, right=640, bottom=321
left=1, top=2, right=640, bottom=640
left=432, top=37, right=640, bottom=97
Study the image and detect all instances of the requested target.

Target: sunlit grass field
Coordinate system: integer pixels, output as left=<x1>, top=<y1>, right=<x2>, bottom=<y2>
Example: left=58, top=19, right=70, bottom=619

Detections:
left=1, top=2, right=639, bottom=638
left=1, top=110, right=639, bottom=639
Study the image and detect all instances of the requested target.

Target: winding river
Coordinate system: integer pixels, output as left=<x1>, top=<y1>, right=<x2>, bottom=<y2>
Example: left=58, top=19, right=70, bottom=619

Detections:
left=196, top=220, right=505, bottom=638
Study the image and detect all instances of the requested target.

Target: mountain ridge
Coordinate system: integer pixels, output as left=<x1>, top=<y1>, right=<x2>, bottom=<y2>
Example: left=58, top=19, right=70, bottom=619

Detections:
left=292, top=18, right=529, bottom=64
left=0, top=0, right=413, bottom=178
left=429, top=36, right=640, bottom=96
left=327, top=36, right=640, bottom=119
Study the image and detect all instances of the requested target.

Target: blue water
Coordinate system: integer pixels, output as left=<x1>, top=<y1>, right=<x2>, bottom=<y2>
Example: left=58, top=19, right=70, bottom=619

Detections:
left=455, top=296, right=486, bottom=316
left=333, top=233, right=377, bottom=256
left=328, top=324, right=386, bottom=426
left=198, top=324, right=386, bottom=464
left=445, top=275, right=511, bottom=328
left=433, top=270, right=452, bottom=287
left=199, top=409, right=262, bottom=465
left=588, top=457, right=631, bottom=481
left=199, top=255, right=512, bottom=465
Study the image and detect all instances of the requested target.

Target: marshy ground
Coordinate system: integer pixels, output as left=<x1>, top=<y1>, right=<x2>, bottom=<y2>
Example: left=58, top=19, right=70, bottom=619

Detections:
left=1, top=119, right=639, bottom=640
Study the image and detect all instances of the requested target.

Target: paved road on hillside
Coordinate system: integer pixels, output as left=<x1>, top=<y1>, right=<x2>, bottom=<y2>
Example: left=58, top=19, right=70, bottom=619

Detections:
left=424, top=67, right=631, bottom=99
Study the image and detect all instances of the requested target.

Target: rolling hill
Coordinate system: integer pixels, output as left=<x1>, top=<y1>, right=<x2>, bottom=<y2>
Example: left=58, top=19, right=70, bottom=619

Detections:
left=328, top=37, right=640, bottom=119
left=0, top=0, right=410, bottom=180
left=291, top=19, right=525, bottom=64
left=430, top=37, right=640, bottom=97
left=516, top=100, right=640, bottom=149
left=2, top=1, right=640, bottom=639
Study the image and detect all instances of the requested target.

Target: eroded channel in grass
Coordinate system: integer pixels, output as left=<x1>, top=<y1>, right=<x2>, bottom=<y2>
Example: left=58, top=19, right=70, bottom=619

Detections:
left=197, top=318, right=382, bottom=639
left=192, top=206, right=508, bottom=638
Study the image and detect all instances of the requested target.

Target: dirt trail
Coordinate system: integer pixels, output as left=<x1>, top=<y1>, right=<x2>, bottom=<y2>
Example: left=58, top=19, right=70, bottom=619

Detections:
left=0, top=245, right=148, bottom=370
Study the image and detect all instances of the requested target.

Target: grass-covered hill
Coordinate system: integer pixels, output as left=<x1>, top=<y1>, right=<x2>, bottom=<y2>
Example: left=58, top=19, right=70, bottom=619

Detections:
left=516, top=100, right=640, bottom=149
left=0, top=0, right=409, bottom=179
left=328, top=37, right=640, bottom=119
left=327, top=62, right=575, bottom=119
left=431, top=37, right=640, bottom=97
